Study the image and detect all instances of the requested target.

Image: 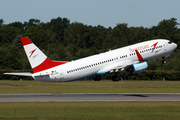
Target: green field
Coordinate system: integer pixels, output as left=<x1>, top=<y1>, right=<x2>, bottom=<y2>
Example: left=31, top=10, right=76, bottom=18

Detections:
left=0, top=102, right=180, bottom=120
left=1, top=80, right=180, bottom=120
left=0, top=80, right=180, bottom=94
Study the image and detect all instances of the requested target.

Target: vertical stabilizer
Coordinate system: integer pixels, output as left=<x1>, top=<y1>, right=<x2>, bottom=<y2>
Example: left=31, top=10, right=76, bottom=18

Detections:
left=21, top=37, right=66, bottom=73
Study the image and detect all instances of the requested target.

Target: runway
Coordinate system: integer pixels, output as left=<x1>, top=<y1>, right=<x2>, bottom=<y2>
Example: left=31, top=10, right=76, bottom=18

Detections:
left=0, top=93, right=180, bottom=102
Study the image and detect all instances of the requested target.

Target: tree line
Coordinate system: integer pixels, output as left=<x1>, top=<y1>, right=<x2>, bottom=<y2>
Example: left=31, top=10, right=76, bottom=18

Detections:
left=0, top=17, right=180, bottom=80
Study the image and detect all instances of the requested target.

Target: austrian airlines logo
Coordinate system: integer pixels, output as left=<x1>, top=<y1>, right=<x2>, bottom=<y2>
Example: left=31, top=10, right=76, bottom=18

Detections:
left=129, top=42, right=159, bottom=53
left=29, top=49, right=37, bottom=58
left=151, top=42, right=158, bottom=53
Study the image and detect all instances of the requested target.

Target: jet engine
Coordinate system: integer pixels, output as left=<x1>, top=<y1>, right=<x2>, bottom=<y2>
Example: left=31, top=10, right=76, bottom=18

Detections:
left=127, top=62, right=148, bottom=74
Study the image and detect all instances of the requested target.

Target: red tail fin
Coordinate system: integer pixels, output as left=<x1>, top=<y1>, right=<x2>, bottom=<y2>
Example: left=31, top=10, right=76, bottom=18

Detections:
left=21, top=37, right=67, bottom=73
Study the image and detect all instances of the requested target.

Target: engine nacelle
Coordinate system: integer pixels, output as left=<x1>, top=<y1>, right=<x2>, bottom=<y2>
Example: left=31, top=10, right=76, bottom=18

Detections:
left=127, top=62, right=148, bottom=74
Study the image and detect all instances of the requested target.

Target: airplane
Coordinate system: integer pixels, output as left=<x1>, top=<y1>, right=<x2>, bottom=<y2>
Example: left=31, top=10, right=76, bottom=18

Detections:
left=4, top=37, right=177, bottom=82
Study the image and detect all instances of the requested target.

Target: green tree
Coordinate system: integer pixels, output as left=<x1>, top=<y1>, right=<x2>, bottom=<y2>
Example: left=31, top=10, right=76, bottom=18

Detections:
left=8, top=21, right=24, bottom=32
left=23, top=19, right=41, bottom=30
left=13, top=35, right=23, bottom=51
left=0, top=26, right=21, bottom=44
left=36, top=29, right=63, bottom=60
left=103, top=23, right=129, bottom=49
left=36, top=29, right=58, bottom=48
left=45, top=17, right=70, bottom=45
left=24, top=25, right=42, bottom=44
left=152, top=31, right=171, bottom=40
left=0, top=19, right=4, bottom=27
left=0, top=45, right=22, bottom=69
left=130, top=27, right=150, bottom=44
left=150, top=18, right=180, bottom=41
left=64, top=22, right=88, bottom=48
left=65, top=44, right=79, bottom=60
left=87, top=25, right=110, bottom=49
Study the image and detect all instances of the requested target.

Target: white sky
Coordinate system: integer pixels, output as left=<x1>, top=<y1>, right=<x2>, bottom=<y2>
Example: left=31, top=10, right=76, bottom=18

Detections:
left=1, top=0, right=180, bottom=28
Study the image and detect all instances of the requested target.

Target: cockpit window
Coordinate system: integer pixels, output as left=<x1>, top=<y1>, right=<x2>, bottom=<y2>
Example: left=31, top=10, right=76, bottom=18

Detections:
left=168, top=41, right=172, bottom=44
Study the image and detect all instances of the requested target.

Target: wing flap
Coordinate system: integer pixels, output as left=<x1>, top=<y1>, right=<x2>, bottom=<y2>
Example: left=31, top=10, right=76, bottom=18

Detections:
left=97, top=60, right=135, bottom=73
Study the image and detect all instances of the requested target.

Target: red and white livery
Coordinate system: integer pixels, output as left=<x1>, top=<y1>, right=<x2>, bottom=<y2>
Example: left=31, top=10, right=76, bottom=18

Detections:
left=4, top=37, right=177, bottom=82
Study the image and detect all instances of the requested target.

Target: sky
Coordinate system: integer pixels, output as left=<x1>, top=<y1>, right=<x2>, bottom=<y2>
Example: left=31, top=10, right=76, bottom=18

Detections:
left=0, top=0, right=180, bottom=28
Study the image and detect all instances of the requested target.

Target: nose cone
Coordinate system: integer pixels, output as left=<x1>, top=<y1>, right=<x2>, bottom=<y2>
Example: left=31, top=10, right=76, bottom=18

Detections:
left=173, top=43, right=177, bottom=49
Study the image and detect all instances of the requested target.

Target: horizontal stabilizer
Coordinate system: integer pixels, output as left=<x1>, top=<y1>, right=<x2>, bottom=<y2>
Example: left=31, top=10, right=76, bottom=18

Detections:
left=4, top=72, right=32, bottom=76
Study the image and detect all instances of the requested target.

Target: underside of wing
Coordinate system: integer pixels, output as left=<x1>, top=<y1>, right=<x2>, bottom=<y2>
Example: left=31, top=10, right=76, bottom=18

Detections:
left=97, top=60, right=136, bottom=74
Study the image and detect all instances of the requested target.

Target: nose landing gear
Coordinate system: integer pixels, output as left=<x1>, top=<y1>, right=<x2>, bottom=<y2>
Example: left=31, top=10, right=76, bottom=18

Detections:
left=162, top=57, right=166, bottom=64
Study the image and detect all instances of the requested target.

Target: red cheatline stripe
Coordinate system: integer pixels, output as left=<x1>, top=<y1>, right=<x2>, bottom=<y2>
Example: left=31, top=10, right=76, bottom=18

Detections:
left=32, top=58, right=67, bottom=73
left=21, top=37, right=33, bottom=46
left=135, top=50, right=144, bottom=62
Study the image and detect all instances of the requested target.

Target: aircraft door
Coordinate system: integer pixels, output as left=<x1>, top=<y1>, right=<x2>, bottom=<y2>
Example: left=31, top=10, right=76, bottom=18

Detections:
left=163, top=43, right=167, bottom=52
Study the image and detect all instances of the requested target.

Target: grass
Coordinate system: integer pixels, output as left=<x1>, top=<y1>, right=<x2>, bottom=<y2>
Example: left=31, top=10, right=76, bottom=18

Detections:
left=0, top=102, right=180, bottom=120
left=1, top=80, right=180, bottom=94
left=1, top=80, right=180, bottom=119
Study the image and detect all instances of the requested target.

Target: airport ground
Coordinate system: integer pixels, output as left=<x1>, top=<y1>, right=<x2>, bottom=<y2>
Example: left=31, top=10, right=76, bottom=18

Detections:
left=1, top=80, right=180, bottom=120
left=1, top=80, right=180, bottom=94
left=0, top=102, right=180, bottom=120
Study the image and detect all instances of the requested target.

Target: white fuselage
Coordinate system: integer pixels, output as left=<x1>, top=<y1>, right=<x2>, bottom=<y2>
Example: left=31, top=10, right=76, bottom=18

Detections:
left=32, top=39, right=177, bottom=82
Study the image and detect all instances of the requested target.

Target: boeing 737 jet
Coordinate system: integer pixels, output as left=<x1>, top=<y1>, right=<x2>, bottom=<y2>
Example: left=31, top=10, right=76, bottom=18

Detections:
left=4, top=37, right=177, bottom=82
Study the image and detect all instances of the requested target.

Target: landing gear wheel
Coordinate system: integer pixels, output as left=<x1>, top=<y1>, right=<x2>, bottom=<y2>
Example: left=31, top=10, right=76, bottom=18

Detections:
left=93, top=75, right=101, bottom=81
left=112, top=75, right=120, bottom=82
left=162, top=57, right=166, bottom=64
left=162, top=60, right=166, bottom=64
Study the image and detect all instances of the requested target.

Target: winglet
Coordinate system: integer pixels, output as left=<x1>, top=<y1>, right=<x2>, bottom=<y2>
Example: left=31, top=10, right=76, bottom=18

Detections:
left=135, top=50, right=144, bottom=62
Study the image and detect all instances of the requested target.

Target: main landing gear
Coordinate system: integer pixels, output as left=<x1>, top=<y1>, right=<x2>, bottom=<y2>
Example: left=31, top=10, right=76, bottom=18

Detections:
left=93, top=74, right=120, bottom=82
left=93, top=75, right=120, bottom=82
left=93, top=75, right=101, bottom=81
left=112, top=75, right=120, bottom=82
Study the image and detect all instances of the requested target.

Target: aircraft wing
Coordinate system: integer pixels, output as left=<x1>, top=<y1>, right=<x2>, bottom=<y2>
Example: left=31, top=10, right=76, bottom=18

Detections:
left=97, top=50, right=144, bottom=74
left=4, top=72, right=32, bottom=76
left=97, top=60, right=138, bottom=74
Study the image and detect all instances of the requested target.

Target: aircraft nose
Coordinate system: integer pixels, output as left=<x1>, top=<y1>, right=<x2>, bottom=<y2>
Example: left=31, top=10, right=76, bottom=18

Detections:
left=173, top=43, right=177, bottom=49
